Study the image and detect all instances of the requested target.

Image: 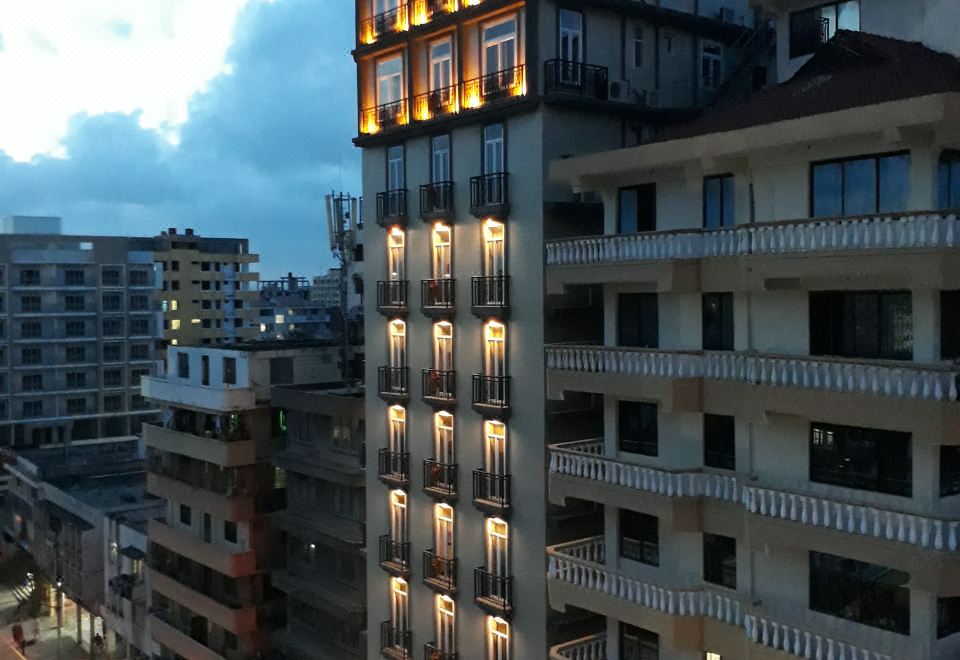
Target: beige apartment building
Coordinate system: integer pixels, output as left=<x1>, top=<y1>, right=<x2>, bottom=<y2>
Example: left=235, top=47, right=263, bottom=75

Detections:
left=355, top=0, right=763, bottom=657
left=543, top=4, right=960, bottom=659
left=154, top=228, right=259, bottom=348
left=142, top=343, right=339, bottom=659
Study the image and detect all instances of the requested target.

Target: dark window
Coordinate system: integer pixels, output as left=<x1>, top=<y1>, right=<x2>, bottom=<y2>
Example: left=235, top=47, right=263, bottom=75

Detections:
left=177, top=353, right=190, bottom=379
left=703, top=533, right=736, bottom=589
left=23, top=400, right=43, bottom=418
left=941, top=291, right=960, bottom=360
left=702, top=293, right=734, bottom=351
left=102, top=293, right=122, bottom=311
left=67, top=398, right=87, bottom=414
left=129, top=270, right=150, bottom=286
left=811, top=152, right=909, bottom=217
left=704, top=414, right=735, bottom=470
left=618, top=293, right=658, bottom=348
left=809, top=290, right=912, bottom=360
left=102, top=268, right=121, bottom=286
left=939, top=150, right=960, bottom=210
left=66, top=372, right=86, bottom=388
left=201, top=355, right=210, bottom=386
left=130, top=319, right=150, bottom=335
left=179, top=504, right=191, bottom=525
left=21, top=322, right=41, bottom=339
left=21, top=348, right=41, bottom=366
left=64, top=269, right=85, bottom=286
left=22, top=375, right=43, bottom=392
left=224, top=521, right=238, bottom=544
left=103, top=395, right=123, bottom=412
left=102, top=318, right=123, bottom=337
left=809, top=551, right=909, bottom=634
left=789, top=1, right=860, bottom=59
left=21, top=296, right=40, bottom=313
left=618, top=184, right=656, bottom=233
left=810, top=422, right=912, bottom=497
left=103, top=370, right=123, bottom=388
left=618, top=401, right=657, bottom=456
left=620, top=510, right=659, bottom=566
left=65, top=346, right=86, bottom=363
left=938, top=597, right=960, bottom=639
left=703, top=174, right=735, bottom=229
left=64, top=295, right=85, bottom=312
left=102, top=344, right=122, bottom=362
left=270, top=357, right=294, bottom=384
left=130, top=295, right=149, bottom=311
left=223, top=357, right=237, bottom=385
left=19, top=269, right=40, bottom=286
left=66, top=321, right=86, bottom=337
left=940, top=446, right=960, bottom=497
left=620, top=622, right=659, bottom=660
left=171, top=261, right=180, bottom=272
left=130, top=344, right=150, bottom=360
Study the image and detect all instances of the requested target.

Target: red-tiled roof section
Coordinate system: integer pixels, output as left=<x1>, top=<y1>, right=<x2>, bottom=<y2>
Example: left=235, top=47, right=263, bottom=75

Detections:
left=649, top=30, right=960, bottom=144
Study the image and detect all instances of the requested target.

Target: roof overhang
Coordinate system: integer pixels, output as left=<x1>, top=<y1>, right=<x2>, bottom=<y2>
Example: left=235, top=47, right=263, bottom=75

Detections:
left=551, top=92, right=960, bottom=191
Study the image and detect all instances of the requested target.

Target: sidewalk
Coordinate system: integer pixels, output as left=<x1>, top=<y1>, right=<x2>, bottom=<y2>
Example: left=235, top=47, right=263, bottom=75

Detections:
left=0, top=582, right=87, bottom=659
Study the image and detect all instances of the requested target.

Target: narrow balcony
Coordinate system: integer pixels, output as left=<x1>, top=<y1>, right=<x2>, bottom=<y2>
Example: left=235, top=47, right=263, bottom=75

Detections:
left=543, top=60, right=609, bottom=101
left=545, top=344, right=960, bottom=406
left=422, top=369, right=456, bottom=407
left=548, top=440, right=960, bottom=553
left=377, top=280, right=408, bottom=316
left=376, top=189, right=409, bottom=227
left=378, top=366, right=410, bottom=403
left=474, top=567, right=512, bottom=618
left=380, top=620, right=413, bottom=660
left=423, top=550, right=458, bottom=594
left=469, top=173, right=509, bottom=219
left=470, top=276, right=509, bottom=319
left=471, top=374, right=510, bottom=418
left=412, top=0, right=457, bottom=25
left=547, top=537, right=898, bottom=660
left=423, top=459, right=457, bottom=499
left=361, top=101, right=409, bottom=137
left=414, top=86, right=459, bottom=123
left=419, top=181, right=454, bottom=220
left=378, top=448, right=410, bottom=488
left=421, top=279, right=455, bottom=317
left=472, top=470, right=511, bottom=515
left=549, top=633, right=607, bottom=660
left=360, top=5, right=408, bottom=45
left=461, top=65, right=526, bottom=111
left=378, top=535, right=411, bottom=577
left=424, top=642, right=459, bottom=660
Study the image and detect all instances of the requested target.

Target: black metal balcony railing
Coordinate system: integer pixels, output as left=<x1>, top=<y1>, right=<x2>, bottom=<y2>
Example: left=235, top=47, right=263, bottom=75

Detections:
left=421, top=279, right=455, bottom=315
left=470, top=276, right=509, bottom=317
left=378, top=366, right=409, bottom=401
left=376, top=189, right=408, bottom=226
left=381, top=620, right=413, bottom=659
left=424, top=642, right=459, bottom=660
left=422, top=369, right=456, bottom=405
left=419, top=181, right=454, bottom=219
left=474, top=567, right=512, bottom=614
left=472, top=470, right=511, bottom=513
left=423, top=459, right=457, bottom=497
left=378, top=535, right=411, bottom=575
left=361, top=5, right=408, bottom=43
left=377, top=280, right=408, bottom=313
left=544, top=59, right=610, bottom=100
left=423, top=0, right=456, bottom=20
left=469, top=173, right=508, bottom=217
left=414, top=86, right=458, bottom=122
left=360, top=100, right=408, bottom=137
left=378, top=448, right=410, bottom=485
left=472, top=375, right=510, bottom=415
left=461, top=65, right=525, bottom=106
left=423, top=550, right=458, bottom=592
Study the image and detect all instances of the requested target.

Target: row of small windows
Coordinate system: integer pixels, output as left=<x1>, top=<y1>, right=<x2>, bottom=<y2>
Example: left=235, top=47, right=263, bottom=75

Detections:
left=12, top=318, right=153, bottom=338
left=616, top=150, right=960, bottom=234
left=17, top=394, right=149, bottom=418
left=10, top=267, right=151, bottom=287
left=10, top=293, right=151, bottom=313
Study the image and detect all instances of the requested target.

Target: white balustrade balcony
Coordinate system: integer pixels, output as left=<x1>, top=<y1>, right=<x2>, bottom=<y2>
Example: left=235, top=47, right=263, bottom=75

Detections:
left=545, top=211, right=960, bottom=266
left=547, top=537, right=893, bottom=660
left=548, top=633, right=607, bottom=660
left=545, top=345, right=959, bottom=403
left=549, top=440, right=960, bottom=552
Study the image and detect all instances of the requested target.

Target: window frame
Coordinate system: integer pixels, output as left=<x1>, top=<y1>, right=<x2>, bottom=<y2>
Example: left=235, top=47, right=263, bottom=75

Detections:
left=809, top=151, right=910, bottom=218
left=702, top=292, right=734, bottom=351
left=618, top=400, right=658, bottom=456
left=703, top=533, right=737, bottom=590
left=810, top=421, right=912, bottom=497
left=809, top=550, right=910, bottom=634
left=703, top=173, right=735, bottom=229
left=619, top=509, right=659, bottom=566
left=703, top=414, right=736, bottom=471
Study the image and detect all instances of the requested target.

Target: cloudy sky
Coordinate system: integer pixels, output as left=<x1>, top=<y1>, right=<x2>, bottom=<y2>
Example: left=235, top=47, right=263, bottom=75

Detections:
left=0, top=0, right=358, bottom=278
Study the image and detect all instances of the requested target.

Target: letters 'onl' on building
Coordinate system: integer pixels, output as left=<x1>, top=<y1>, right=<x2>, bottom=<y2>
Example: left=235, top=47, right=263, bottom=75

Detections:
left=142, top=343, right=341, bottom=659
left=354, top=0, right=766, bottom=657
left=543, top=7, right=960, bottom=660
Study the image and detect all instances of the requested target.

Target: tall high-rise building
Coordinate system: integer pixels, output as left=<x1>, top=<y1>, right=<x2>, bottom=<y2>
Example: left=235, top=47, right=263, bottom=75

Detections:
left=354, top=2, right=763, bottom=657
left=142, top=343, right=340, bottom=660
left=541, top=4, right=960, bottom=659
left=154, top=228, right=260, bottom=347
left=0, top=217, right=161, bottom=448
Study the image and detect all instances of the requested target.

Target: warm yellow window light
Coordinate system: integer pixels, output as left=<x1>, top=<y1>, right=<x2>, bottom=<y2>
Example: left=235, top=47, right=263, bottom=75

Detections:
left=483, top=218, right=504, bottom=239
left=275, top=314, right=285, bottom=324
left=190, top=318, right=201, bottom=325
left=437, top=594, right=455, bottom=614
left=434, top=321, right=452, bottom=338
left=170, top=320, right=181, bottom=330
left=489, top=616, right=509, bottom=637
left=436, top=503, right=453, bottom=522
left=487, top=517, right=508, bottom=538
left=391, top=576, right=408, bottom=594
left=391, top=490, right=407, bottom=508
left=170, top=339, right=178, bottom=346
left=389, top=226, right=405, bottom=243
left=435, top=410, right=453, bottom=429
left=389, top=405, right=406, bottom=422
left=389, top=319, right=406, bottom=336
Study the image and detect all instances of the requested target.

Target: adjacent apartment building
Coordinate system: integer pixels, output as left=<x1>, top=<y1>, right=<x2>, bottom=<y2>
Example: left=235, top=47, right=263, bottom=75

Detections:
left=354, top=0, right=762, bottom=657
left=0, top=216, right=161, bottom=448
left=154, top=228, right=260, bottom=348
left=542, top=3, right=960, bottom=659
left=141, top=342, right=340, bottom=660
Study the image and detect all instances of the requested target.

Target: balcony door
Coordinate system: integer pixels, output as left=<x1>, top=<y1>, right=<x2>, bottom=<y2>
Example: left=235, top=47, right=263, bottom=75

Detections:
left=434, top=322, right=453, bottom=371
left=387, top=228, right=405, bottom=280
left=483, top=124, right=504, bottom=176
left=486, top=518, right=509, bottom=600
left=484, top=322, right=505, bottom=377
left=432, top=224, right=452, bottom=279
left=374, top=0, right=400, bottom=16
left=559, top=9, right=583, bottom=85
left=391, top=577, right=408, bottom=631
left=482, top=221, right=505, bottom=277
left=389, top=406, right=407, bottom=455
left=435, top=411, right=454, bottom=465
left=435, top=503, right=454, bottom=559
left=377, top=55, right=404, bottom=113
left=430, top=39, right=454, bottom=110
left=390, top=490, right=408, bottom=542
left=488, top=617, right=509, bottom=660
left=389, top=320, right=406, bottom=369
left=436, top=596, right=456, bottom=654
left=387, top=145, right=405, bottom=191
left=484, top=420, right=507, bottom=500
left=432, top=135, right=451, bottom=184
left=483, top=17, right=517, bottom=84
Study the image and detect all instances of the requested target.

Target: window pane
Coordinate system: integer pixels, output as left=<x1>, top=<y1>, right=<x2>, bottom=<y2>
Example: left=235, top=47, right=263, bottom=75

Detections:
left=809, top=551, right=910, bottom=634
left=878, top=154, right=909, bottom=213
left=810, top=421, right=912, bottom=496
left=619, top=189, right=638, bottom=234
left=704, top=414, right=735, bottom=470
left=617, top=294, right=658, bottom=348
left=789, top=6, right=826, bottom=58
left=810, top=290, right=912, bottom=360
left=702, top=293, right=734, bottom=351
left=842, top=157, right=876, bottom=216
left=703, top=533, right=736, bottom=589
left=837, top=1, right=861, bottom=31
left=940, top=446, right=960, bottom=497
left=619, top=401, right=658, bottom=456
left=620, top=510, right=659, bottom=566
left=722, top=176, right=735, bottom=227
left=938, top=151, right=960, bottom=209
left=941, top=291, right=960, bottom=359
left=812, top=162, right=842, bottom=217
left=704, top=177, right=721, bottom=229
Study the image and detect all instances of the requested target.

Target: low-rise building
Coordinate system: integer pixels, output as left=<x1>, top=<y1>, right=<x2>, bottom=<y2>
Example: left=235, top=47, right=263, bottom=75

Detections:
left=101, top=514, right=154, bottom=659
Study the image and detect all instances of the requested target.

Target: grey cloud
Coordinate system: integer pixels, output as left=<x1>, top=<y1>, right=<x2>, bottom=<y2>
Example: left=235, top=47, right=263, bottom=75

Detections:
left=109, top=20, right=133, bottom=39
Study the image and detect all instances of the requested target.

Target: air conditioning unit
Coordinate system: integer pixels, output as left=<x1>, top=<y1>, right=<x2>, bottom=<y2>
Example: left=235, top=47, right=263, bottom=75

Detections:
left=608, top=79, right=631, bottom=101
left=719, top=6, right=736, bottom=23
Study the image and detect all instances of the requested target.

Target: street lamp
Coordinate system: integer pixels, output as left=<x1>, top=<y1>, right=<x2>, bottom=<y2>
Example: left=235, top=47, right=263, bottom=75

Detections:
left=55, top=575, right=63, bottom=660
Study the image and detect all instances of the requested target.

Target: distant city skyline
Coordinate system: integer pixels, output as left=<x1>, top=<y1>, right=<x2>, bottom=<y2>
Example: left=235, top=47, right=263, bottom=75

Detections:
left=0, top=0, right=359, bottom=278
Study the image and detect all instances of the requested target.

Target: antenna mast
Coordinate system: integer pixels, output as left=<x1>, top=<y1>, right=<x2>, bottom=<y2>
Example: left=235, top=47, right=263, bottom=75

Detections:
left=325, top=191, right=358, bottom=387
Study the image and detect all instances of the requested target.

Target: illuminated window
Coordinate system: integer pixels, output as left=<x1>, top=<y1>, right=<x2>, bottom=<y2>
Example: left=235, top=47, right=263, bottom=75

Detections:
left=388, top=406, right=407, bottom=454
left=485, top=518, right=509, bottom=580
left=432, top=224, right=452, bottom=279
left=390, top=576, right=409, bottom=633
left=482, top=220, right=505, bottom=277
left=390, top=490, right=407, bottom=543
left=389, top=319, right=406, bottom=369
left=170, top=319, right=181, bottom=330
left=435, top=412, right=454, bottom=464
left=430, top=38, right=454, bottom=105
left=434, top=503, right=454, bottom=560
left=387, top=228, right=405, bottom=280
left=484, top=322, right=505, bottom=376
left=435, top=596, right=456, bottom=655
left=487, top=617, right=509, bottom=660
left=433, top=322, right=453, bottom=371
left=377, top=55, right=404, bottom=107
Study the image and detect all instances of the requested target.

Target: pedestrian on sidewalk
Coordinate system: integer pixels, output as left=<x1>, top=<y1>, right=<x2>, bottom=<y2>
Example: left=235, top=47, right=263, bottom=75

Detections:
left=31, top=618, right=38, bottom=642
left=11, top=621, right=23, bottom=654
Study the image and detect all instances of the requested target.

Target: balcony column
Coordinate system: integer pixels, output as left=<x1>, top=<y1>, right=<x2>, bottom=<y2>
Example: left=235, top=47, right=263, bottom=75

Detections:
left=600, top=189, right=618, bottom=234
left=913, top=288, right=939, bottom=363
left=605, top=616, right=621, bottom=659
left=907, top=139, right=939, bottom=211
